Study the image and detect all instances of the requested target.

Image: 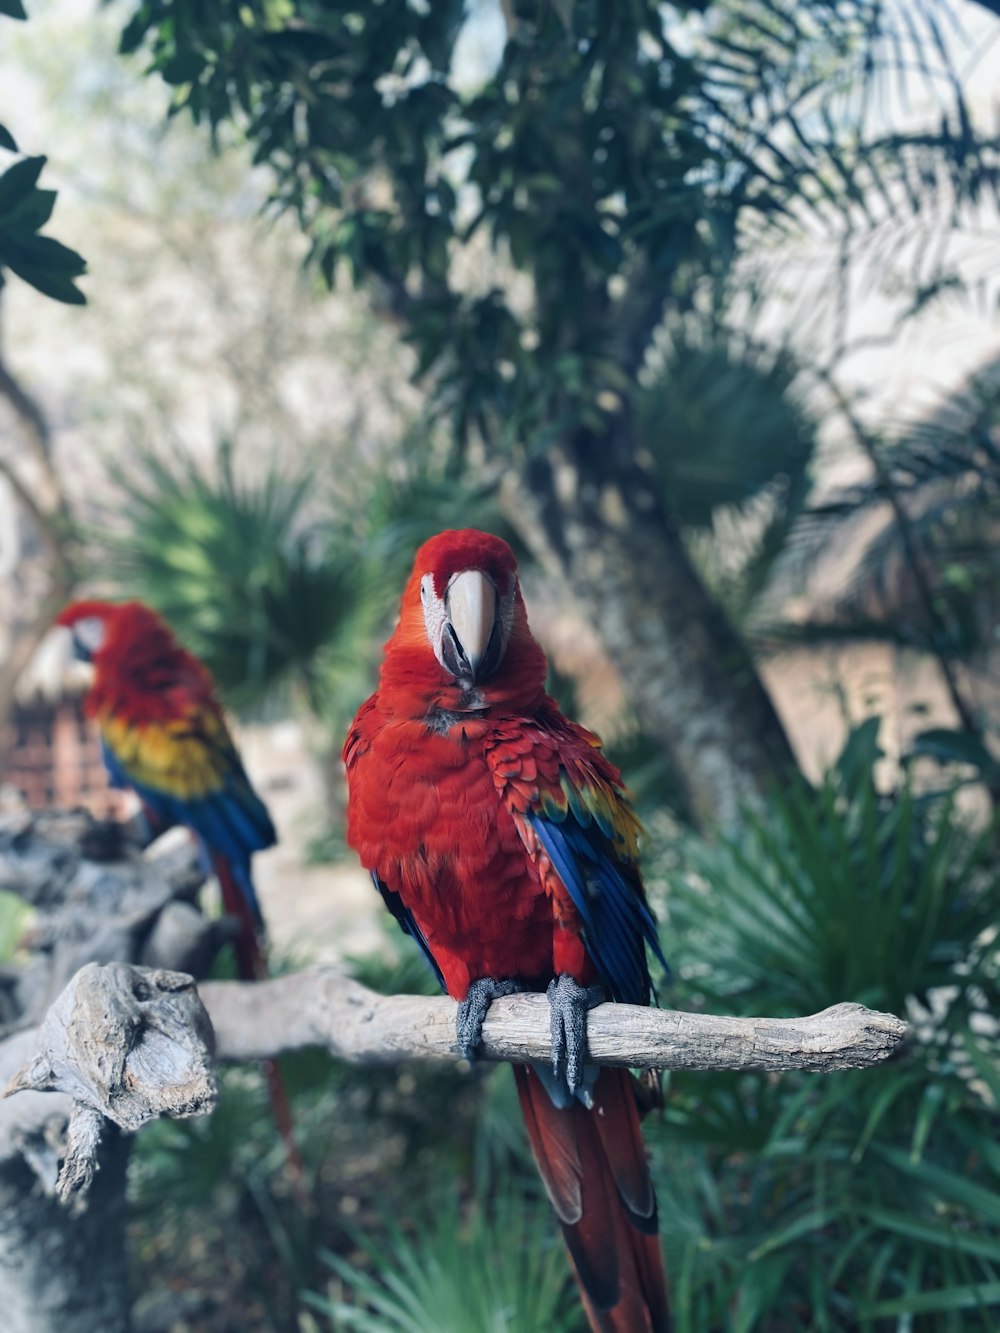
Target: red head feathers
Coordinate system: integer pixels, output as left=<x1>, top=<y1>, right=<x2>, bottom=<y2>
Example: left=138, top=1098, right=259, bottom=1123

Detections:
left=56, top=599, right=218, bottom=726
left=378, top=529, right=547, bottom=716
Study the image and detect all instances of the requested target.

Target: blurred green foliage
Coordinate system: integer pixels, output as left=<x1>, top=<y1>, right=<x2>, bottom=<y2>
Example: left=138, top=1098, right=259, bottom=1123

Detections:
left=637, top=325, right=819, bottom=621
left=100, top=443, right=368, bottom=717
left=307, top=1186, right=581, bottom=1333
left=0, top=890, right=27, bottom=961
left=649, top=720, right=1000, bottom=1328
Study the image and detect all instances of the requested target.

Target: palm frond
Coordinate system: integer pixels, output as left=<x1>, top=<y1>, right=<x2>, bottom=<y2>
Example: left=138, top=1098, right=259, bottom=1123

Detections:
left=306, top=1185, right=581, bottom=1333
left=90, top=440, right=369, bottom=715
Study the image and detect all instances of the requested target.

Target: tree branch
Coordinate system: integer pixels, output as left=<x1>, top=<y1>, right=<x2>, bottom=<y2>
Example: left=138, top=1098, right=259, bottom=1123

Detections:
left=199, top=966, right=906, bottom=1073
left=0, top=358, right=53, bottom=461
left=1, top=961, right=906, bottom=1207
left=4, top=962, right=217, bottom=1203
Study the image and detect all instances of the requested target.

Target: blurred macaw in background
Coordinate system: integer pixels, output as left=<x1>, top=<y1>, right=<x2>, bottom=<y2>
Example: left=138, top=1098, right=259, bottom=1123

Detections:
left=56, top=598, right=297, bottom=1162
left=344, top=529, right=671, bottom=1332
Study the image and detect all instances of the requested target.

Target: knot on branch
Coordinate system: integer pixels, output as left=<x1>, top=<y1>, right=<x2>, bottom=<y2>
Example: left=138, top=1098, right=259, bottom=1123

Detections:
left=4, top=962, right=217, bottom=1203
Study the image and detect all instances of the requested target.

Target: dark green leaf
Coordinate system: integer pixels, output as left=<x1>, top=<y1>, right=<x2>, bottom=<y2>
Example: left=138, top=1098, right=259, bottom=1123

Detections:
left=1, top=232, right=87, bottom=276
left=907, top=727, right=1000, bottom=778
left=0, top=255, right=86, bottom=303
left=0, top=155, right=45, bottom=213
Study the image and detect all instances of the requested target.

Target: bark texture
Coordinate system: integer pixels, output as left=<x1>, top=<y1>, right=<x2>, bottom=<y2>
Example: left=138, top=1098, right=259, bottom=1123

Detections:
left=0, top=1024, right=131, bottom=1333
left=6, top=961, right=216, bottom=1202
left=201, top=967, right=906, bottom=1073
left=0, top=812, right=224, bottom=1333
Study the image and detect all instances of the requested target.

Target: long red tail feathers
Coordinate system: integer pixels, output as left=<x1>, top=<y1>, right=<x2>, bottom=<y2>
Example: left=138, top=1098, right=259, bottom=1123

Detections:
left=213, top=855, right=303, bottom=1182
left=213, top=855, right=268, bottom=982
left=514, top=1064, right=671, bottom=1333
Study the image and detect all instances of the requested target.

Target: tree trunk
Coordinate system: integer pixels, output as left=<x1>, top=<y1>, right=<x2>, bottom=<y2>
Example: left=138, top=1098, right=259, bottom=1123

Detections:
left=504, top=438, right=798, bottom=829
left=0, top=1045, right=131, bottom=1333
left=0, top=813, right=222, bottom=1333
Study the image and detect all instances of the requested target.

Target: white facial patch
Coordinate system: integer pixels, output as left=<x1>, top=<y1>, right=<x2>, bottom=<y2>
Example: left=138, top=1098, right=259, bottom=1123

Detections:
left=72, top=615, right=107, bottom=655
left=420, top=575, right=450, bottom=666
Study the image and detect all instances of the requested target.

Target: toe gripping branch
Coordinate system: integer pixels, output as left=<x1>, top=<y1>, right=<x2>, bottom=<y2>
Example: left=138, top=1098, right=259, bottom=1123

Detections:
left=547, top=973, right=605, bottom=1095
left=456, top=977, right=526, bottom=1060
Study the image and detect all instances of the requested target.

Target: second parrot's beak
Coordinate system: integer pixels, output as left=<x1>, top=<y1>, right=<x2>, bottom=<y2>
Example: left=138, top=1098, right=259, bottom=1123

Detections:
left=444, top=570, right=498, bottom=683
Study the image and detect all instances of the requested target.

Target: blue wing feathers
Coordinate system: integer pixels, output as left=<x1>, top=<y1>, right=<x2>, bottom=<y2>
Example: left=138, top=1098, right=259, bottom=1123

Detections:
left=370, top=871, right=446, bottom=990
left=100, top=739, right=274, bottom=929
left=527, top=810, right=667, bottom=1007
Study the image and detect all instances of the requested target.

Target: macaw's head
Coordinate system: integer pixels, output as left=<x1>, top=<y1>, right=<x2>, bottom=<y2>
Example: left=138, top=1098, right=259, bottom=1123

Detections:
left=382, top=529, right=547, bottom=713
left=56, top=599, right=173, bottom=663
left=56, top=599, right=210, bottom=719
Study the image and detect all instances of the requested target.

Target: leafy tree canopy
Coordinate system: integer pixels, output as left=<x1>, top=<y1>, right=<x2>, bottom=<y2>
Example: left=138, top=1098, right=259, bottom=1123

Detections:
left=114, top=0, right=999, bottom=453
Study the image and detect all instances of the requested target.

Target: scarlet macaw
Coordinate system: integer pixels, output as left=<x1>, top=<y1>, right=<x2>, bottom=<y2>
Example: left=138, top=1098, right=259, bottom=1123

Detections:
left=56, top=599, right=296, bottom=1158
left=344, top=529, right=670, bottom=1332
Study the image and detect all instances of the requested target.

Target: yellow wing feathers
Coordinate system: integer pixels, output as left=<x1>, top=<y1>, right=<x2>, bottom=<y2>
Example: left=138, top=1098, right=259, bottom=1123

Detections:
left=99, top=708, right=235, bottom=801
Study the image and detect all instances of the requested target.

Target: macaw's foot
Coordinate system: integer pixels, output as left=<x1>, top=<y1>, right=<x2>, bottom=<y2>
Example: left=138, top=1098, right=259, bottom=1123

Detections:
left=456, top=977, right=526, bottom=1060
left=547, top=974, right=605, bottom=1095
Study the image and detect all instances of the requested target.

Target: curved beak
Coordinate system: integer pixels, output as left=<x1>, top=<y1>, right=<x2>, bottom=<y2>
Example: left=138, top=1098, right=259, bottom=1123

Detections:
left=68, top=630, right=92, bottom=664
left=444, top=570, right=497, bottom=683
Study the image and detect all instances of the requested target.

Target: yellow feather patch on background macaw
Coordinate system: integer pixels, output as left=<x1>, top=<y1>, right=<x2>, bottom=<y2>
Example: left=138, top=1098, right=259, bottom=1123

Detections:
left=99, top=708, right=233, bottom=801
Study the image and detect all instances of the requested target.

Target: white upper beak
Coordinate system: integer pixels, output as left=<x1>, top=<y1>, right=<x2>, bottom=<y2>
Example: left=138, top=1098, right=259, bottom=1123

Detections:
left=447, top=570, right=496, bottom=674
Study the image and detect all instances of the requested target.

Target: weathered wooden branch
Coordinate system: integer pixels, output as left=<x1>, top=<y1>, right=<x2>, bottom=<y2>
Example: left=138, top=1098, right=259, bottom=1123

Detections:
left=0, top=811, right=222, bottom=1333
left=0, top=959, right=907, bottom=1223
left=4, top=962, right=216, bottom=1203
left=200, top=967, right=907, bottom=1073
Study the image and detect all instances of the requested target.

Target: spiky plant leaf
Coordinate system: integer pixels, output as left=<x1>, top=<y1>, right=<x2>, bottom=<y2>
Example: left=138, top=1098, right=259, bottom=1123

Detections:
left=646, top=722, right=1000, bottom=1328
left=306, top=1185, right=581, bottom=1333
left=95, top=441, right=369, bottom=715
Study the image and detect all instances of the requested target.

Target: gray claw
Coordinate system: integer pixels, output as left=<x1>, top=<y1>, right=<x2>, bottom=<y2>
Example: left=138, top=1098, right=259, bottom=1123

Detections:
left=547, top=974, right=605, bottom=1094
left=456, top=977, right=524, bottom=1059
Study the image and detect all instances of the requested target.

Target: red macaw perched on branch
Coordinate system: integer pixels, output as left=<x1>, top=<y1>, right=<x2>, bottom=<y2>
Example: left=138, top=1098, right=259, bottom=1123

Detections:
left=56, top=599, right=275, bottom=976
left=56, top=599, right=297, bottom=1162
left=344, top=530, right=671, bottom=1332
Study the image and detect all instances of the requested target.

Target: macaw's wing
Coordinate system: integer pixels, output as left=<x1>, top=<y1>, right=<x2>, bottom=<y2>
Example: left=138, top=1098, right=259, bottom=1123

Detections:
left=369, top=870, right=446, bottom=990
left=344, top=696, right=446, bottom=989
left=487, top=704, right=667, bottom=1008
left=99, top=701, right=276, bottom=878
